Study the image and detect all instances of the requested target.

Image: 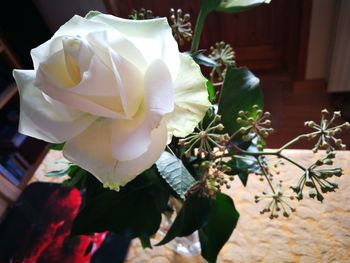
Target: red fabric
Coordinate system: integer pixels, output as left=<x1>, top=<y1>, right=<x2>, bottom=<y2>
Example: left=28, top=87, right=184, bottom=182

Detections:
left=6, top=187, right=107, bottom=263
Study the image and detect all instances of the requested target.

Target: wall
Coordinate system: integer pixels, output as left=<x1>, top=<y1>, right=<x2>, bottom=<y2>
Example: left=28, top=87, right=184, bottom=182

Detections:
left=305, top=0, right=337, bottom=80
left=328, top=0, right=350, bottom=92
left=31, top=0, right=343, bottom=85
left=33, top=0, right=107, bottom=33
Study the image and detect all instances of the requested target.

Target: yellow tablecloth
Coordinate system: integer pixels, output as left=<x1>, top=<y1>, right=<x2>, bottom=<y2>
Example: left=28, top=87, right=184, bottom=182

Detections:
left=124, top=150, right=350, bottom=263
left=33, top=150, right=350, bottom=263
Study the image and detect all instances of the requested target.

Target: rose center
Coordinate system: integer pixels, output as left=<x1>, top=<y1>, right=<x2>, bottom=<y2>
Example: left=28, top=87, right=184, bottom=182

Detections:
left=62, top=37, right=83, bottom=85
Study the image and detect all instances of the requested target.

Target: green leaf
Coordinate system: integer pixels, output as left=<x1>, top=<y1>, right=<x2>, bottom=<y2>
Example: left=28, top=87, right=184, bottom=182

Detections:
left=201, top=0, right=270, bottom=14
left=226, top=156, right=256, bottom=186
left=157, top=193, right=212, bottom=246
left=45, top=167, right=70, bottom=177
left=218, top=66, right=263, bottom=134
left=72, top=169, right=170, bottom=241
left=194, top=0, right=270, bottom=53
left=237, top=172, right=249, bottom=186
left=156, top=152, right=196, bottom=199
left=73, top=187, right=160, bottom=239
left=216, top=0, right=271, bottom=13
left=190, top=50, right=218, bottom=67
left=139, top=236, right=152, bottom=249
left=48, top=143, right=65, bottom=151
left=206, top=81, right=216, bottom=102
left=85, top=10, right=101, bottom=19
left=67, top=165, right=80, bottom=177
left=226, top=142, right=261, bottom=186
left=62, top=167, right=88, bottom=188
left=45, top=164, right=81, bottom=178
left=201, top=107, right=216, bottom=128
left=199, top=193, right=240, bottom=263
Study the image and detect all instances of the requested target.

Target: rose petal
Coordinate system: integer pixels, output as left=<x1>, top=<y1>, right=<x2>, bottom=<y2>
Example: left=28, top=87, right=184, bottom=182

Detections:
left=144, top=59, right=174, bottom=114
left=31, top=37, right=64, bottom=70
left=86, top=31, right=143, bottom=118
left=13, top=69, right=96, bottom=143
left=63, top=118, right=168, bottom=187
left=111, top=59, right=174, bottom=161
left=31, top=16, right=106, bottom=70
left=111, top=111, right=160, bottom=161
left=62, top=36, right=93, bottom=82
left=113, top=119, right=168, bottom=185
left=36, top=53, right=126, bottom=119
left=53, top=15, right=108, bottom=38
left=165, top=54, right=211, bottom=139
left=31, top=15, right=147, bottom=73
left=89, top=14, right=180, bottom=81
left=70, top=55, right=118, bottom=97
left=63, top=119, right=115, bottom=184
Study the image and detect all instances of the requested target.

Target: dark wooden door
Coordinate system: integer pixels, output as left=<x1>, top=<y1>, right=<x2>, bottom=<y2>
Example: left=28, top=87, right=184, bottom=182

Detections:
left=104, top=0, right=308, bottom=77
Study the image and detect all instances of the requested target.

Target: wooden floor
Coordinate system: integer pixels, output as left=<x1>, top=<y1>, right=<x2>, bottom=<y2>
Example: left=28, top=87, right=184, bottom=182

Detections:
left=259, top=77, right=350, bottom=149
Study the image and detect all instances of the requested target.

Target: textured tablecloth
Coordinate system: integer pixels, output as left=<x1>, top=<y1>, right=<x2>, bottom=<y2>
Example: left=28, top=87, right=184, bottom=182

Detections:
left=33, top=150, right=350, bottom=263
left=124, top=150, right=350, bottom=263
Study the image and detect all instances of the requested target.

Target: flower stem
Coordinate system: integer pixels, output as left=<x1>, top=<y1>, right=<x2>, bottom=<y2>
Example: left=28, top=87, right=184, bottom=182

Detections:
left=191, top=7, right=209, bottom=53
left=166, top=145, right=177, bottom=157
left=276, top=131, right=320, bottom=153
left=278, top=153, right=306, bottom=171
left=256, top=157, right=275, bottom=194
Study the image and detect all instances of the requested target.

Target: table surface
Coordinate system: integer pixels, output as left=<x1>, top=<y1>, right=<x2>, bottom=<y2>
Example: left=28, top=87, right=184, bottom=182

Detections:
left=33, top=150, right=350, bottom=263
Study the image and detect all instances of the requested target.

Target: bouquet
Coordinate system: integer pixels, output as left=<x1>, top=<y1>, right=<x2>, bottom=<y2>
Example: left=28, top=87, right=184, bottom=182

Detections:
left=13, top=0, right=349, bottom=262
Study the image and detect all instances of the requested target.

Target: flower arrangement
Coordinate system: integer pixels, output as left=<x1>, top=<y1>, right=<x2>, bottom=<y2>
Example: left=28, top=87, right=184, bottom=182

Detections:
left=13, top=0, right=349, bottom=262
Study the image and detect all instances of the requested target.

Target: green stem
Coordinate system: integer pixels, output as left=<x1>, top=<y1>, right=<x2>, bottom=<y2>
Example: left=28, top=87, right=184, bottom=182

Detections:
left=278, top=153, right=306, bottom=171
left=166, top=145, right=176, bottom=156
left=234, top=144, right=306, bottom=171
left=191, top=7, right=209, bottom=53
left=219, top=146, right=306, bottom=171
left=256, top=157, right=275, bottom=194
left=231, top=144, right=277, bottom=156
left=214, top=148, right=276, bottom=160
left=277, top=131, right=320, bottom=153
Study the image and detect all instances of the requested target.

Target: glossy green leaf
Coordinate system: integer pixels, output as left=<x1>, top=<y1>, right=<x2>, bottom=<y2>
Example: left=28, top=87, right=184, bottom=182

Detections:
left=191, top=50, right=218, bottom=67
left=156, top=152, right=196, bottom=199
left=216, top=0, right=271, bottom=13
left=201, top=107, right=216, bottom=128
left=139, top=236, right=152, bottom=249
left=72, top=168, right=170, bottom=241
left=201, top=0, right=221, bottom=12
left=201, top=0, right=270, bottom=14
left=226, top=156, right=256, bottom=186
left=85, top=10, right=101, bottom=19
left=218, top=66, right=263, bottom=134
left=45, top=167, right=70, bottom=177
left=67, top=165, right=80, bottom=177
left=157, top=193, right=212, bottom=246
left=206, top=81, right=216, bottom=102
left=62, top=167, right=88, bottom=188
left=48, top=143, right=65, bottom=151
left=199, top=193, right=240, bottom=263
left=73, top=187, right=160, bottom=239
left=226, top=142, right=261, bottom=186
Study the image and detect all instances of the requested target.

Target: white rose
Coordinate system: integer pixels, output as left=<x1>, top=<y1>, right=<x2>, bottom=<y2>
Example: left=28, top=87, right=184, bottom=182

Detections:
left=13, top=11, right=211, bottom=189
